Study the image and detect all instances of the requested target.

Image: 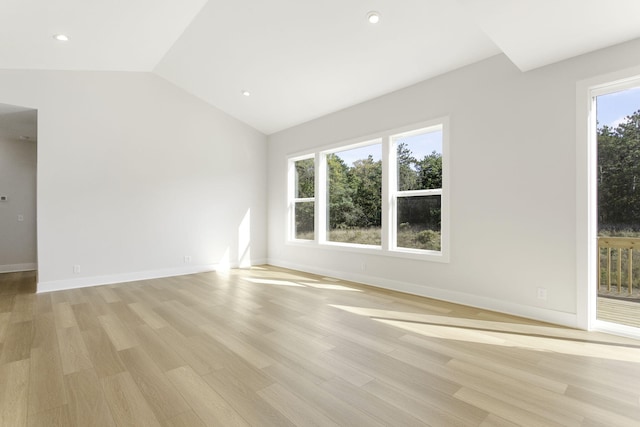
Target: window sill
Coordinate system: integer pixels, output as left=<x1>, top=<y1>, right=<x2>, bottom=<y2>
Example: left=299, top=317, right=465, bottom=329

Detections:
left=286, top=239, right=449, bottom=263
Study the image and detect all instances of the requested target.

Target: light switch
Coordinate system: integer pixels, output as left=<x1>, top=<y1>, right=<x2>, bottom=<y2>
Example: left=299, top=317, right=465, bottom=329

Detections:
left=17, top=214, right=24, bottom=222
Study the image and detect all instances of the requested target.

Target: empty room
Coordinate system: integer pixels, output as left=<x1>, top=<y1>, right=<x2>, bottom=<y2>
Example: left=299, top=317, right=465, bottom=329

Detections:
left=1, top=1, right=640, bottom=426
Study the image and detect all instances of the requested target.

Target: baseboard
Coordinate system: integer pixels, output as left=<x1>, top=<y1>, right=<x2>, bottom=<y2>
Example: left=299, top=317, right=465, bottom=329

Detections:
left=593, top=319, right=640, bottom=340
left=37, top=257, right=269, bottom=293
left=268, top=258, right=579, bottom=328
left=0, top=263, right=37, bottom=273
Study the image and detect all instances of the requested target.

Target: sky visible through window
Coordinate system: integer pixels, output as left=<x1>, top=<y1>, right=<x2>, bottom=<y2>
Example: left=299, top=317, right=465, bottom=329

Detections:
left=334, top=131, right=442, bottom=166
left=597, top=86, right=640, bottom=129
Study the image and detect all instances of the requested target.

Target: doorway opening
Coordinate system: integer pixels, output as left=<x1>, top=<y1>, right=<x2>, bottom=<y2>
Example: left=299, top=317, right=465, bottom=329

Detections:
left=591, top=81, right=640, bottom=334
left=0, top=102, right=38, bottom=293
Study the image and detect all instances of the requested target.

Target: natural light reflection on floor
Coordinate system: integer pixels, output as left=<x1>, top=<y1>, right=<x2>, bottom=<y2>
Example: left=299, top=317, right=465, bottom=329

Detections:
left=301, top=282, right=362, bottom=292
left=329, top=304, right=640, bottom=363
left=244, top=278, right=306, bottom=287
left=243, top=277, right=361, bottom=291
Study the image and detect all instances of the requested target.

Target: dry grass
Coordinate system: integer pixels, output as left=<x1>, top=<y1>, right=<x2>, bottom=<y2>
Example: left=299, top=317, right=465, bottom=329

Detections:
left=296, top=226, right=441, bottom=251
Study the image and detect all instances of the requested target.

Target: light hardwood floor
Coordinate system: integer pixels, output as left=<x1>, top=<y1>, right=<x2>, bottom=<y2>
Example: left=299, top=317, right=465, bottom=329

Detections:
left=598, top=296, right=640, bottom=329
left=1, top=266, right=640, bottom=426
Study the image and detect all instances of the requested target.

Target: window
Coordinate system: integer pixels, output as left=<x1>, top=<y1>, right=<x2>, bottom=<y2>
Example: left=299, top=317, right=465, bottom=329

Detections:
left=290, top=157, right=315, bottom=240
left=392, top=126, right=443, bottom=251
left=326, top=142, right=382, bottom=246
left=287, top=118, right=448, bottom=262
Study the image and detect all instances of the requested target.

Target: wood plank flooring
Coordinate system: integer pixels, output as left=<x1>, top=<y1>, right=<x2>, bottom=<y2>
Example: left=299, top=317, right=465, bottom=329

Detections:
left=598, top=296, right=640, bottom=328
left=1, top=267, right=640, bottom=426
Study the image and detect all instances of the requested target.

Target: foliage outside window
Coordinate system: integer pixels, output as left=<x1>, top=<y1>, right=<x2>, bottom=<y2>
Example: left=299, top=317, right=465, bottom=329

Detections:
left=287, top=118, right=448, bottom=262
left=597, top=107, right=640, bottom=236
left=327, top=143, right=382, bottom=246
left=292, top=157, right=315, bottom=240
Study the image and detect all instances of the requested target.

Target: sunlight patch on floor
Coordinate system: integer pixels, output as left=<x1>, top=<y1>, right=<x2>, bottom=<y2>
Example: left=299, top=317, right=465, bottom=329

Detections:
left=377, top=318, right=640, bottom=363
left=301, top=282, right=362, bottom=292
left=329, top=304, right=640, bottom=363
left=244, top=278, right=306, bottom=287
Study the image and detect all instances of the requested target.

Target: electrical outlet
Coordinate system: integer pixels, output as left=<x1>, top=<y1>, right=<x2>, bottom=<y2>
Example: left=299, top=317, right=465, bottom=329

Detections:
left=17, top=214, right=24, bottom=222
left=360, top=263, right=366, bottom=271
left=73, top=265, right=81, bottom=274
left=184, top=256, right=192, bottom=264
left=537, top=287, right=547, bottom=300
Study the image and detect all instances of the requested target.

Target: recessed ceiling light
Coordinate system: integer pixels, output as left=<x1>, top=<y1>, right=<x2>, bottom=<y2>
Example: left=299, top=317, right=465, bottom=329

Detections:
left=241, top=90, right=251, bottom=97
left=367, top=11, right=380, bottom=24
left=53, top=34, right=69, bottom=42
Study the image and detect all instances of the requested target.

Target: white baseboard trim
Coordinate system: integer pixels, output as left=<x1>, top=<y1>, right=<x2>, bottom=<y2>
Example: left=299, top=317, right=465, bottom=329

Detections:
left=268, top=258, right=579, bottom=328
left=0, top=263, right=37, bottom=273
left=593, top=319, right=640, bottom=340
left=37, top=265, right=218, bottom=293
left=37, top=257, right=267, bottom=293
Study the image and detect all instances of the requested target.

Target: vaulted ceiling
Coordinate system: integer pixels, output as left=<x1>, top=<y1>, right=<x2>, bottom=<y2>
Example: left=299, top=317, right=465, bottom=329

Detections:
left=1, top=0, right=639, bottom=134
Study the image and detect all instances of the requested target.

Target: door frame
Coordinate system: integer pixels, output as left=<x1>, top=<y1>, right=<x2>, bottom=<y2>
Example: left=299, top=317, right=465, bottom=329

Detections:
left=576, top=66, right=640, bottom=338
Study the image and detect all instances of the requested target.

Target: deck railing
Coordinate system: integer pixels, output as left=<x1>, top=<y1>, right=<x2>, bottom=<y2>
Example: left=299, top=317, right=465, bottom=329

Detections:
left=598, top=237, right=640, bottom=296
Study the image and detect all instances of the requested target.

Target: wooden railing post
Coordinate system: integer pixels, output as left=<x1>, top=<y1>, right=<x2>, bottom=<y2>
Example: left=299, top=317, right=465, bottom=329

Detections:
left=618, top=248, right=622, bottom=293
left=598, top=237, right=639, bottom=298
left=629, top=248, right=633, bottom=296
left=607, top=247, right=612, bottom=292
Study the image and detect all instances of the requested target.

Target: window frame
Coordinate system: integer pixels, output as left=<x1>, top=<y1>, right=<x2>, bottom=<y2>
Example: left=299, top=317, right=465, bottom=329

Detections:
left=389, top=124, right=445, bottom=255
left=286, top=117, right=450, bottom=263
left=288, top=155, right=316, bottom=242
left=321, top=138, right=383, bottom=249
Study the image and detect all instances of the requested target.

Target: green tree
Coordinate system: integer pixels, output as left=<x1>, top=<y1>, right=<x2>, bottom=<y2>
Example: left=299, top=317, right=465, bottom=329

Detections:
left=598, top=110, right=640, bottom=232
left=327, top=154, right=357, bottom=229
left=348, top=155, right=382, bottom=227
left=397, top=142, right=418, bottom=191
left=294, top=158, right=314, bottom=198
left=416, top=151, right=442, bottom=190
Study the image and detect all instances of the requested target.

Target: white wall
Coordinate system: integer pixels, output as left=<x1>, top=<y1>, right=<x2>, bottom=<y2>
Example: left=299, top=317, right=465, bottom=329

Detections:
left=0, top=70, right=267, bottom=291
left=267, top=38, right=640, bottom=327
left=0, top=136, right=37, bottom=272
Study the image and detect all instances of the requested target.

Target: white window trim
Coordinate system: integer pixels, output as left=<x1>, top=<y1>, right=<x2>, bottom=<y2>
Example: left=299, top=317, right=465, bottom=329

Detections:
left=389, top=122, right=446, bottom=258
left=319, top=138, right=383, bottom=248
left=288, top=155, right=316, bottom=242
left=286, top=117, right=450, bottom=263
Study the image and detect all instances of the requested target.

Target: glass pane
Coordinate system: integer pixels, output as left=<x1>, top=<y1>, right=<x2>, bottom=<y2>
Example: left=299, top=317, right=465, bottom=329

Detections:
left=397, top=195, right=441, bottom=251
left=295, top=158, right=314, bottom=199
left=327, top=143, right=382, bottom=246
left=395, top=128, right=442, bottom=191
left=597, top=87, right=640, bottom=237
left=294, top=201, right=314, bottom=240
left=596, top=86, right=640, bottom=327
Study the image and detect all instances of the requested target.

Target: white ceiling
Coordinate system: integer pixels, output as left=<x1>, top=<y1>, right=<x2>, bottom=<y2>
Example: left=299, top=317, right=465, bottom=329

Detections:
left=154, top=0, right=501, bottom=134
left=457, top=0, right=640, bottom=72
left=0, top=0, right=207, bottom=71
left=1, top=0, right=640, bottom=134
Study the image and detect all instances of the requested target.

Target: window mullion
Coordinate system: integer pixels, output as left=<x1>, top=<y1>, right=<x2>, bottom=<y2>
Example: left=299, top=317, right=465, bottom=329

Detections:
left=287, top=160, right=295, bottom=240
left=316, top=152, right=327, bottom=243
left=397, top=189, right=442, bottom=198
left=386, top=135, right=396, bottom=251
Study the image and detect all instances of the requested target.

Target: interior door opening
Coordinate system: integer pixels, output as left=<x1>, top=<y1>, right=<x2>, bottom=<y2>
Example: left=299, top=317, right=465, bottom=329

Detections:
left=0, top=102, right=38, bottom=293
